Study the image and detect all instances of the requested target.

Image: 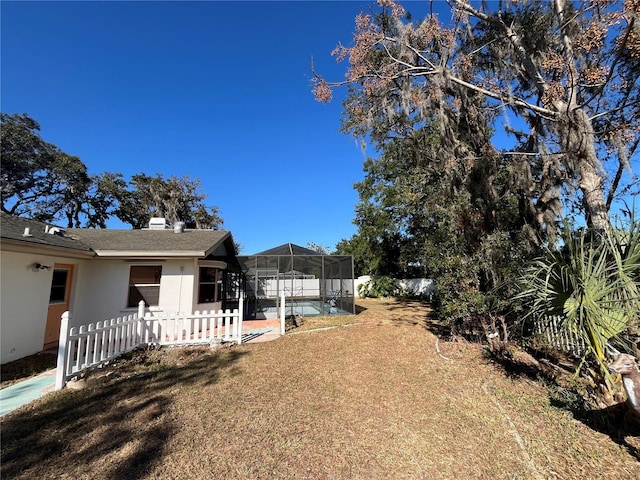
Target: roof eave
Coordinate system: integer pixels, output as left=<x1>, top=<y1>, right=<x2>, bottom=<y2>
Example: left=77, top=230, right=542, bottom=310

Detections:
left=202, top=231, right=232, bottom=258
left=0, top=239, right=96, bottom=258
left=93, top=250, right=207, bottom=258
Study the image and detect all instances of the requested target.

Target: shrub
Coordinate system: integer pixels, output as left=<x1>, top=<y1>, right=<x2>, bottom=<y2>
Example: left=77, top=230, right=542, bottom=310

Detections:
left=358, top=276, right=399, bottom=298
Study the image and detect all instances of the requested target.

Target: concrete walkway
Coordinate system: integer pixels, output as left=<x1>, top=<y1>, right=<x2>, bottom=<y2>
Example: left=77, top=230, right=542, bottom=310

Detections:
left=0, top=368, right=56, bottom=417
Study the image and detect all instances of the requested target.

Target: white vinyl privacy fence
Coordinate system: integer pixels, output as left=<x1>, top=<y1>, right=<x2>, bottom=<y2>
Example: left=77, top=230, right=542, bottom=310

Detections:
left=55, top=299, right=243, bottom=390
left=354, top=276, right=435, bottom=298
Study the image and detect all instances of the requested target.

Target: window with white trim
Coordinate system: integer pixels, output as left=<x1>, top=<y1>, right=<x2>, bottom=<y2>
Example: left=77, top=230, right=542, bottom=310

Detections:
left=198, top=266, right=223, bottom=303
left=127, top=265, right=162, bottom=307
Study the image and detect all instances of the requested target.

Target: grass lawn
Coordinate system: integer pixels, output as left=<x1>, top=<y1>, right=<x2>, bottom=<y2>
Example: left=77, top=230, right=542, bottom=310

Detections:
left=1, top=298, right=638, bottom=479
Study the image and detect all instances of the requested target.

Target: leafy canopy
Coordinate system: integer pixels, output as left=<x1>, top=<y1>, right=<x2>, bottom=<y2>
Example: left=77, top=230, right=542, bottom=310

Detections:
left=1, top=113, right=223, bottom=229
left=314, top=0, right=639, bottom=233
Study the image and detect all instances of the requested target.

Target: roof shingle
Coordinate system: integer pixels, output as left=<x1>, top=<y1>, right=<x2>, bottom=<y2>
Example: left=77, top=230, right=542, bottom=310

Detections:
left=0, top=212, right=92, bottom=253
left=1, top=213, right=231, bottom=258
left=67, top=228, right=230, bottom=257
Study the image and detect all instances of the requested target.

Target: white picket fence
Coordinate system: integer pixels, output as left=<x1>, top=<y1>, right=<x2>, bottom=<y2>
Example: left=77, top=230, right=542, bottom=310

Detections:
left=534, top=315, right=586, bottom=357
left=55, top=298, right=243, bottom=390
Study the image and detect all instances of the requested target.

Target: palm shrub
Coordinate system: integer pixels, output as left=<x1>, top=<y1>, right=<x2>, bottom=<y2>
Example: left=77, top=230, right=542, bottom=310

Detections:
left=516, top=215, right=640, bottom=387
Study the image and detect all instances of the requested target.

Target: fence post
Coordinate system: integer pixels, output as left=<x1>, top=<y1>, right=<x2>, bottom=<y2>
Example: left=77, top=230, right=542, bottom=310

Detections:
left=55, top=311, right=71, bottom=390
left=237, top=295, right=244, bottom=345
left=138, top=300, right=146, bottom=345
left=280, top=290, right=286, bottom=335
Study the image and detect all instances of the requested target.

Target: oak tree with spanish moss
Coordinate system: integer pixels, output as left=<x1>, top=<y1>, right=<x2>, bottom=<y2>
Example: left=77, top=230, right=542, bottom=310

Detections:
left=314, top=0, right=639, bottom=234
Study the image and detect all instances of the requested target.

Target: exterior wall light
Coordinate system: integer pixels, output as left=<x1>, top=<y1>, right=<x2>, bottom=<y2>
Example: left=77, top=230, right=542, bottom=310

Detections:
left=31, top=263, right=52, bottom=272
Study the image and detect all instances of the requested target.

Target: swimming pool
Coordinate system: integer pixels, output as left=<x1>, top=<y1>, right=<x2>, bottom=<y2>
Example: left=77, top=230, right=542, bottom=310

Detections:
left=249, top=299, right=352, bottom=319
left=286, top=300, right=352, bottom=317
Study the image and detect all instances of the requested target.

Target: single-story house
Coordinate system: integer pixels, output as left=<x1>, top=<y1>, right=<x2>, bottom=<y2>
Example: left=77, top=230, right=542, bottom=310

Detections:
left=0, top=212, right=241, bottom=364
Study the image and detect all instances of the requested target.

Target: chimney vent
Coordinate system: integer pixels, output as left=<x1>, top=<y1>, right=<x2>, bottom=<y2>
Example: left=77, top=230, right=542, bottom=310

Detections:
left=174, top=222, right=185, bottom=233
left=148, top=217, right=170, bottom=229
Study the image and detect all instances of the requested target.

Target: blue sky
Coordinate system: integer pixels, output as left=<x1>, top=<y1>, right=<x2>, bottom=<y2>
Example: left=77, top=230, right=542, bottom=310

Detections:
left=4, top=1, right=635, bottom=255
left=3, top=0, right=416, bottom=254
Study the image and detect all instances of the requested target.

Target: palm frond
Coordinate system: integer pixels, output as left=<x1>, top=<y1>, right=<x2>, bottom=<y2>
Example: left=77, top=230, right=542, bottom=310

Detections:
left=515, top=213, right=640, bottom=380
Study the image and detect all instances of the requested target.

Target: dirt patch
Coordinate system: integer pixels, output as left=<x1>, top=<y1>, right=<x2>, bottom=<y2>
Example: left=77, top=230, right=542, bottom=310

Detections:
left=1, top=352, right=56, bottom=389
left=1, top=298, right=638, bottom=479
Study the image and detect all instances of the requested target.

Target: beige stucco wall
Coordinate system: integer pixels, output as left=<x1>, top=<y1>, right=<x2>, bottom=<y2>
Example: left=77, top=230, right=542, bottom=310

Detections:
left=0, top=250, right=88, bottom=364
left=70, top=260, right=130, bottom=324
left=71, top=259, right=199, bottom=323
left=1, top=252, right=223, bottom=363
left=158, top=260, right=197, bottom=314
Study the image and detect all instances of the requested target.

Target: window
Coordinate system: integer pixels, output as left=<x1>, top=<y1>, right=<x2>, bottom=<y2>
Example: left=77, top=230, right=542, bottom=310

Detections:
left=128, top=265, right=162, bottom=307
left=49, top=269, right=69, bottom=303
left=198, top=267, right=222, bottom=303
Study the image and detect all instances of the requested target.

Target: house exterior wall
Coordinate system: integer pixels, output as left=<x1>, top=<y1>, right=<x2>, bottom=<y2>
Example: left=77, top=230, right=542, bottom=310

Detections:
left=70, top=260, right=130, bottom=324
left=2, top=253, right=228, bottom=364
left=0, top=250, right=86, bottom=364
left=158, top=260, right=196, bottom=314
left=71, top=259, right=199, bottom=324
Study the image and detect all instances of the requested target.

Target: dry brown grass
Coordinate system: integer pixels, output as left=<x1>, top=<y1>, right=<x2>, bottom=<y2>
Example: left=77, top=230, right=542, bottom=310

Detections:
left=1, top=298, right=638, bottom=479
left=0, top=352, right=56, bottom=389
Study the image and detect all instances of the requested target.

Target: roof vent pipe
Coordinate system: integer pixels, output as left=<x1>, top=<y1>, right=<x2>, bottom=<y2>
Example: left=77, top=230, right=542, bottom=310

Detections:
left=23, top=227, right=32, bottom=237
left=174, top=221, right=185, bottom=234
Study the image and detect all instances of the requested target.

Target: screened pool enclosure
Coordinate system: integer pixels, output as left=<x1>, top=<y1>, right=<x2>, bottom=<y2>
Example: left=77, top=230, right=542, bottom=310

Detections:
left=237, top=244, right=355, bottom=319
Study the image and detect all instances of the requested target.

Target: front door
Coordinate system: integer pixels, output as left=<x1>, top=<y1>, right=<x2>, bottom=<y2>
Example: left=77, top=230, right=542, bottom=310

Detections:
left=44, top=264, right=74, bottom=350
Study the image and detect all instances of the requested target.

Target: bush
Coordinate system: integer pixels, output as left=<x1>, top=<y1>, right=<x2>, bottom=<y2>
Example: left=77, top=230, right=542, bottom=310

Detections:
left=396, top=283, right=422, bottom=300
left=358, top=276, right=399, bottom=298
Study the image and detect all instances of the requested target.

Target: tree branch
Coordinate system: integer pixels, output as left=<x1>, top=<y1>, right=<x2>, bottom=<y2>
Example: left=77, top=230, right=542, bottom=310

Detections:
left=589, top=101, right=637, bottom=121
left=606, top=137, right=639, bottom=209
left=446, top=74, right=556, bottom=118
left=554, top=0, right=580, bottom=109
left=580, top=14, right=636, bottom=109
left=450, top=0, right=548, bottom=97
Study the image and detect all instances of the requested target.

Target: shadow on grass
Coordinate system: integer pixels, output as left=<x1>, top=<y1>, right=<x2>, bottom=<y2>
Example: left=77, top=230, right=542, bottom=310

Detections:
left=354, top=304, right=367, bottom=314
left=577, top=406, right=640, bottom=460
left=491, top=352, right=640, bottom=461
left=0, top=346, right=248, bottom=480
left=549, top=396, right=640, bottom=461
left=0, top=352, right=57, bottom=388
left=380, top=298, right=436, bottom=329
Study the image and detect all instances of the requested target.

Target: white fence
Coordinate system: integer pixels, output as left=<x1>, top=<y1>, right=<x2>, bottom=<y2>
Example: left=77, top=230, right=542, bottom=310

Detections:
left=255, top=278, right=321, bottom=298
left=55, top=298, right=243, bottom=390
left=354, top=276, right=435, bottom=298
left=534, top=316, right=586, bottom=357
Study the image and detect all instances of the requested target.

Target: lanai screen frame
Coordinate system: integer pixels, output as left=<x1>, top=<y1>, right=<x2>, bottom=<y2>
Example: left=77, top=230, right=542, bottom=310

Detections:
left=237, top=252, right=355, bottom=319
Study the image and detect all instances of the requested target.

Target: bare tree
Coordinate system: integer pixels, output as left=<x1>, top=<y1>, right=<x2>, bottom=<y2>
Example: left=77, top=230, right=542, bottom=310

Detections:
left=313, top=0, right=639, bottom=233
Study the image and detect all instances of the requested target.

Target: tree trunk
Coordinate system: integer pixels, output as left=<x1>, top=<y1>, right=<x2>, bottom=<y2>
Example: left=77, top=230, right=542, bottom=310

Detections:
left=578, top=159, right=610, bottom=232
left=558, top=106, right=610, bottom=232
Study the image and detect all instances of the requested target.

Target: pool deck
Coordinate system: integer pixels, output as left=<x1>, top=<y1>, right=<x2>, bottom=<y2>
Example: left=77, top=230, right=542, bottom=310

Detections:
left=0, top=319, right=283, bottom=417
left=240, top=318, right=282, bottom=342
